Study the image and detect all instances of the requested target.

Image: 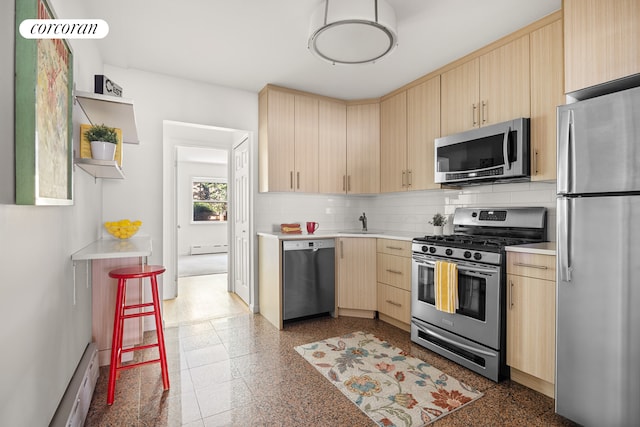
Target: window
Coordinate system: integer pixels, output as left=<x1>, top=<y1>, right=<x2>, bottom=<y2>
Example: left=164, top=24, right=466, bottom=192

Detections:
left=192, top=178, right=227, bottom=222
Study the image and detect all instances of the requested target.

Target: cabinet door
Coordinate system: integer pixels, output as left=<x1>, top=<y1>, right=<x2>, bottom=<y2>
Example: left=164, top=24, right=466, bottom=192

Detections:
left=479, top=35, right=530, bottom=127
left=407, top=76, right=441, bottom=191
left=294, top=95, right=319, bottom=192
left=564, top=0, right=640, bottom=93
left=259, top=88, right=295, bottom=192
left=507, top=274, right=556, bottom=383
left=441, top=58, right=480, bottom=135
left=380, top=91, right=407, bottom=193
left=346, top=103, right=380, bottom=194
left=318, top=99, right=347, bottom=194
left=531, top=19, right=564, bottom=181
left=337, top=238, right=377, bottom=310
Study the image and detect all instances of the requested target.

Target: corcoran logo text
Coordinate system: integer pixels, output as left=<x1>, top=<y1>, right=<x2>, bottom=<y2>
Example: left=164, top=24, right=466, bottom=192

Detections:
left=19, top=19, right=109, bottom=39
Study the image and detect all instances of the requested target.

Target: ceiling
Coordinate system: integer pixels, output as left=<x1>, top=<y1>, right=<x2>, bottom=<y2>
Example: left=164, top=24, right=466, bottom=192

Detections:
left=84, top=0, right=561, bottom=101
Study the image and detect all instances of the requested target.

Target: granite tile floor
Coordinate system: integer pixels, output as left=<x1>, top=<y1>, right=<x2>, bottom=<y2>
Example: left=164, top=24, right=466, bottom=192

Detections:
left=86, top=276, right=577, bottom=426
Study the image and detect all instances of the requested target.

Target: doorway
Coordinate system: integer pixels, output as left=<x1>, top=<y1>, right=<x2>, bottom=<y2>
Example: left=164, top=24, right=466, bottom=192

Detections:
left=162, top=120, right=255, bottom=323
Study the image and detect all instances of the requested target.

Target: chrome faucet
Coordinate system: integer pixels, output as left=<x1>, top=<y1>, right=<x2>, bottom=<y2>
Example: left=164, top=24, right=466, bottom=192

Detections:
left=359, top=212, right=368, bottom=231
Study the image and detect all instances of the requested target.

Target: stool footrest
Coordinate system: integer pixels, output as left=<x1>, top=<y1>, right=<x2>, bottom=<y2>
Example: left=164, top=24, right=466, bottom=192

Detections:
left=122, top=311, right=157, bottom=320
left=121, top=342, right=159, bottom=354
left=117, top=358, right=162, bottom=371
left=124, top=302, right=154, bottom=310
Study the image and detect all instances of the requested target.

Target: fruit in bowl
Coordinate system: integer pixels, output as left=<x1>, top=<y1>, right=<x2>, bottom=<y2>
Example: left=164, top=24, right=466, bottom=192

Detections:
left=104, top=219, right=142, bottom=239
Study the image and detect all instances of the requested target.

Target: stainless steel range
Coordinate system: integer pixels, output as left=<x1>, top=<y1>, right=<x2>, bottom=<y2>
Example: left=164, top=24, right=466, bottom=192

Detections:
left=411, top=207, right=547, bottom=381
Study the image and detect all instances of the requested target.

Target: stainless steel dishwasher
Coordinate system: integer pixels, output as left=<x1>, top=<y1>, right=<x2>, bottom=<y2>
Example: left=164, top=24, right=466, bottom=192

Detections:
left=282, top=239, right=335, bottom=321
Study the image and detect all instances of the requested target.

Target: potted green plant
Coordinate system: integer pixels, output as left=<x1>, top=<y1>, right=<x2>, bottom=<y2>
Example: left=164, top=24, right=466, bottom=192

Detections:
left=84, top=124, right=118, bottom=161
left=429, top=213, right=447, bottom=236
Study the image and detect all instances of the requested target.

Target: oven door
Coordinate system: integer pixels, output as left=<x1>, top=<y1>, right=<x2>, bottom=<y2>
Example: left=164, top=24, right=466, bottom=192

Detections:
left=411, top=253, right=502, bottom=350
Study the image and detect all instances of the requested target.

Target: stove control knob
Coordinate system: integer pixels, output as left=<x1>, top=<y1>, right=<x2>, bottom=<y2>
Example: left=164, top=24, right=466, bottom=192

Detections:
left=473, top=252, right=482, bottom=260
left=445, top=249, right=453, bottom=256
left=429, top=247, right=436, bottom=254
left=464, top=251, right=472, bottom=259
left=421, top=246, right=428, bottom=253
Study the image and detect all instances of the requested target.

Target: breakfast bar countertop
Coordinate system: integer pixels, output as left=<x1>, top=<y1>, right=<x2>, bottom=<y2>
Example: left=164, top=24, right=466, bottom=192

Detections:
left=71, top=235, right=152, bottom=261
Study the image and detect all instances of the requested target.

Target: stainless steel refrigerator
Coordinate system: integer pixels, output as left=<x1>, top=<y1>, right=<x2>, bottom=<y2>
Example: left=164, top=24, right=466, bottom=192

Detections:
left=556, top=85, right=640, bottom=426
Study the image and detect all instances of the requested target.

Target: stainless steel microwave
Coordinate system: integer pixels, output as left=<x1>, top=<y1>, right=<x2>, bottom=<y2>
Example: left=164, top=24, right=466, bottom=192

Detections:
left=434, top=118, right=530, bottom=185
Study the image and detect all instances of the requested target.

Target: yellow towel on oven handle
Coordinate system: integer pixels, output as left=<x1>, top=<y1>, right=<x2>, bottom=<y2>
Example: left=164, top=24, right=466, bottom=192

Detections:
left=434, top=260, right=459, bottom=314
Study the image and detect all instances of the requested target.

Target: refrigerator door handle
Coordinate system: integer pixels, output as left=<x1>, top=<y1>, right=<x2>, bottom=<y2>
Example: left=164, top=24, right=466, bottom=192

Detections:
left=558, top=198, right=572, bottom=282
left=557, top=109, right=574, bottom=194
left=503, top=126, right=512, bottom=170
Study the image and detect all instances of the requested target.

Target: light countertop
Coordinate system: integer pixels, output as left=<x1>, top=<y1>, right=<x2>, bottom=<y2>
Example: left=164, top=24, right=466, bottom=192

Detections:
left=257, top=230, right=418, bottom=242
left=71, top=236, right=152, bottom=261
left=505, top=241, right=556, bottom=256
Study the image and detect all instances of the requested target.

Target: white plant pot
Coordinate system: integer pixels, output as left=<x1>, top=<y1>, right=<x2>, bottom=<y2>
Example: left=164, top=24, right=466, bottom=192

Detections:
left=433, top=225, right=444, bottom=236
left=90, top=140, right=116, bottom=161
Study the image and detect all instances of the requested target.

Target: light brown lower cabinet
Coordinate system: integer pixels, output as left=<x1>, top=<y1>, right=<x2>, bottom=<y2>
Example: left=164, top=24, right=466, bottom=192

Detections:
left=337, top=238, right=377, bottom=318
left=376, top=239, right=412, bottom=331
left=506, top=252, right=556, bottom=398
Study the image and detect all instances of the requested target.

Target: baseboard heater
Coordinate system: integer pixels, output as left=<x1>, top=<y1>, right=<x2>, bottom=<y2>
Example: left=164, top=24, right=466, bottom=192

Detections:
left=190, top=244, right=228, bottom=255
left=50, top=342, right=99, bottom=427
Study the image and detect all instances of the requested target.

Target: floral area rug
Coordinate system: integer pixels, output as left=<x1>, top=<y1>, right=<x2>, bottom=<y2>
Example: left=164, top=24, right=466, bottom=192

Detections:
left=295, top=331, right=483, bottom=426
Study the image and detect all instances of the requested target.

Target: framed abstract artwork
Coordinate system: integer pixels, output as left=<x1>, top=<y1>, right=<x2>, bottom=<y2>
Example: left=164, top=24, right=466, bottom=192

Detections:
left=15, top=0, right=74, bottom=205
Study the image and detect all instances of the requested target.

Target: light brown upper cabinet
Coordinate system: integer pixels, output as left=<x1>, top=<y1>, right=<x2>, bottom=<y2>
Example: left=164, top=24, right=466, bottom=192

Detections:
left=530, top=18, right=564, bottom=181
left=380, top=76, right=441, bottom=193
left=564, top=0, right=640, bottom=94
left=346, top=102, right=380, bottom=194
left=407, top=77, right=441, bottom=191
left=318, top=99, right=347, bottom=194
left=258, top=86, right=318, bottom=192
left=441, top=35, right=531, bottom=136
left=380, top=91, right=407, bottom=193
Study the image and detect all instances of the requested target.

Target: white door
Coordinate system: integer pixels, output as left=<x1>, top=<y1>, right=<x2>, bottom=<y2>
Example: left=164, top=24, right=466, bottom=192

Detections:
left=232, top=138, right=250, bottom=305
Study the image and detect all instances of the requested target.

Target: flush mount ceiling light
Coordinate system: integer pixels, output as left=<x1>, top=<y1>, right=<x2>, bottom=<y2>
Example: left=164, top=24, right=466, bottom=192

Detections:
left=308, top=0, right=398, bottom=65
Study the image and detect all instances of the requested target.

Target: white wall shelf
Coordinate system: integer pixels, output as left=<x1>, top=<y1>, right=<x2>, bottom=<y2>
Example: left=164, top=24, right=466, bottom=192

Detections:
left=75, top=158, right=125, bottom=179
left=74, top=90, right=139, bottom=144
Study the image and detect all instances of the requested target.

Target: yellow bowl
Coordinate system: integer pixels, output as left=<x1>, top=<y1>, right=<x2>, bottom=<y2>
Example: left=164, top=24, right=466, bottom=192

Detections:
left=104, top=219, right=142, bottom=239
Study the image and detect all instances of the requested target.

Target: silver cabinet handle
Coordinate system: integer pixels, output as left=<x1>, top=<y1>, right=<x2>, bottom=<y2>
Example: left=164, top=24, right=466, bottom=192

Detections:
left=290, top=171, right=294, bottom=189
left=385, top=246, right=403, bottom=250
left=296, top=171, right=300, bottom=189
left=472, top=103, right=478, bottom=126
left=513, top=262, right=548, bottom=270
left=482, top=100, right=488, bottom=124
left=407, top=170, right=412, bottom=186
left=402, top=170, right=407, bottom=187
left=385, top=300, right=402, bottom=307
left=340, top=240, right=344, bottom=259
left=534, top=149, right=539, bottom=176
left=386, top=269, right=402, bottom=275
left=510, top=279, right=514, bottom=309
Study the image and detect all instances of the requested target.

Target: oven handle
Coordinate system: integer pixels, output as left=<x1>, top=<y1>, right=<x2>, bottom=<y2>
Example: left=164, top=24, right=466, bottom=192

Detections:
left=413, top=258, right=498, bottom=275
left=412, top=319, right=496, bottom=358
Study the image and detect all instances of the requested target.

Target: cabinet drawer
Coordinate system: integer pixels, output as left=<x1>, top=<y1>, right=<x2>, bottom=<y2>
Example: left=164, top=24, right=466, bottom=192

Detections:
left=376, top=239, right=411, bottom=257
left=507, top=252, right=555, bottom=281
left=376, top=253, right=411, bottom=291
left=377, top=283, right=411, bottom=324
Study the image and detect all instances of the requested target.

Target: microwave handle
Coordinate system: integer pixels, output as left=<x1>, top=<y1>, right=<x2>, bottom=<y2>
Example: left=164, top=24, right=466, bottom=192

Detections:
left=503, top=126, right=511, bottom=170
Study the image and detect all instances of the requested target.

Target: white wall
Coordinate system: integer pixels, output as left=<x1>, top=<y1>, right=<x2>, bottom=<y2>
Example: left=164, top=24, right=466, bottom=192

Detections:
left=178, top=161, right=228, bottom=255
left=1, top=0, right=106, bottom=425
left=100, top=66, right=258, bottom=303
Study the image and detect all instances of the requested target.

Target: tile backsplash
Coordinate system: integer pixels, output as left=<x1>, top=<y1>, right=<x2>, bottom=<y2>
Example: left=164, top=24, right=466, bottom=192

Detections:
left=256, top=181, right=557, bottom=241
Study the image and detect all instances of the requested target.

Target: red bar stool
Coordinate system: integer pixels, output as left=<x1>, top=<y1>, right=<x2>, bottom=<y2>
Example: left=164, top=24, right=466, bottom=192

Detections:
left=107, top=265, right=169, bottom=405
